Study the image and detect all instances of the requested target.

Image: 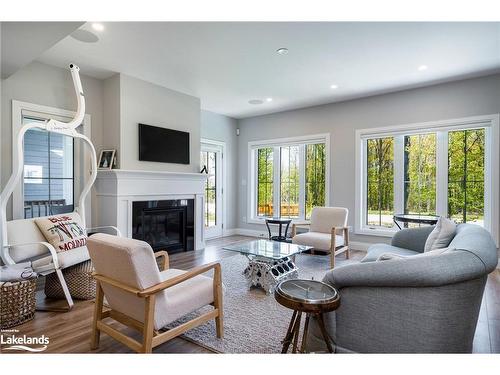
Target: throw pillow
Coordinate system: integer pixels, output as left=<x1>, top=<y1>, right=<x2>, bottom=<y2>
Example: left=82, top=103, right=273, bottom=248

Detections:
left=35, top=212, right=87, bottom=253
left=377, top=247, right=453, bottom=262
left=424, top=217, right=456, bottom=252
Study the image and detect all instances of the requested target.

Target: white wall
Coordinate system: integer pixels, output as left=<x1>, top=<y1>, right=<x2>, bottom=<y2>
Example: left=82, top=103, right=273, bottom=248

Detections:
left=102, top=74, right=121, bottom=166
left=118, top=74, right=201, bottom=173
left=200, top=110, right=239, bottom=229
left=237, top=73, right=500, bottom=245
left=1, top=61, right=104, bottom=223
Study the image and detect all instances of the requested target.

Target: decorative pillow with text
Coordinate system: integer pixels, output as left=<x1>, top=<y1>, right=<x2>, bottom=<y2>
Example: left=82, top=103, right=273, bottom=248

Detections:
left=35, top=212, right=87, bottom=253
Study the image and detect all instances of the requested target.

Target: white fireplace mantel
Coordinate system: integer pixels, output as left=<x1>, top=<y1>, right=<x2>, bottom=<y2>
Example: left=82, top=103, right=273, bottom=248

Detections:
left=95, top=169, right=207, bottom=250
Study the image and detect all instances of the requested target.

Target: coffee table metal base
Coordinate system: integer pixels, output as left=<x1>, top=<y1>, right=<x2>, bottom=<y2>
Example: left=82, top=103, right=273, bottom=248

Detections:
left=243, top=256, right=298, bottom=294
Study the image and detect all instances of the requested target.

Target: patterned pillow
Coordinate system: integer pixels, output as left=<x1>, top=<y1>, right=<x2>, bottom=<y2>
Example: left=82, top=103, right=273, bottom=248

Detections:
left=35, top=212, right=87, bottom=253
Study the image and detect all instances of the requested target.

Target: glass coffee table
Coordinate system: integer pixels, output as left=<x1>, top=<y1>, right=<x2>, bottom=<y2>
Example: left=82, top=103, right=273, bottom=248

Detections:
left=223, top=239, right=312, bottom=294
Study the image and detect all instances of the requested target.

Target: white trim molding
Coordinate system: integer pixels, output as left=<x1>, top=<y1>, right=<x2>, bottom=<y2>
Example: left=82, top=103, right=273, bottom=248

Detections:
left=247, top=133, right=331, bottom=224
left=355, top=114, right=499, bottom=245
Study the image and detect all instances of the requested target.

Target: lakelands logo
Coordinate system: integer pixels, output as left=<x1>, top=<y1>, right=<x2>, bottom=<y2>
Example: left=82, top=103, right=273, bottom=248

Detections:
left=0, top=329, right=49, bottom=352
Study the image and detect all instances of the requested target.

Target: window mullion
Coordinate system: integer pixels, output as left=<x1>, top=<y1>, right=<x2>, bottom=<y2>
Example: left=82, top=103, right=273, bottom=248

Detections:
left=273, top=146, right=281, bottom=218
left=393, top=135, right=404, bottom=220
left=299, top=144, right=306, bottom=220
left=436, top=130, right=448, bottom=217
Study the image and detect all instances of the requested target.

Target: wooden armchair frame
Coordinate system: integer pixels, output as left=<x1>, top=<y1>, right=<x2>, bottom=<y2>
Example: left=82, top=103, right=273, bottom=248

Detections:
left=90, top=251, right=223, bottom=353
left=292, top=224, right=350, bottom=268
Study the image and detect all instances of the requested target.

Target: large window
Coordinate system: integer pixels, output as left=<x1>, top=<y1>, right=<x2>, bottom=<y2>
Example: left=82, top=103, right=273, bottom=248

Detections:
left=251, top=135, right=328, bottom=222
left=356, top=115, right=498, bottom=240
left=448, top=128, right=485, bottom=225
left=23, top=116, right=74, bottom=218
left=366, top=137, right=394, bottom=227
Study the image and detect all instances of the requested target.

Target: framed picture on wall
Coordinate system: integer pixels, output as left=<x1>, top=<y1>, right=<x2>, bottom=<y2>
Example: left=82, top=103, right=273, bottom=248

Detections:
left=98, top=149, right=116, bottom=170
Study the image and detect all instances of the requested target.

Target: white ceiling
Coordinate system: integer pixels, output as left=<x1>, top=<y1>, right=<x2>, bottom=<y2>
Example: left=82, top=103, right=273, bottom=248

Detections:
left=37, top=22, right=500, bottom=119
left=1, top=22, right=83, bottom=79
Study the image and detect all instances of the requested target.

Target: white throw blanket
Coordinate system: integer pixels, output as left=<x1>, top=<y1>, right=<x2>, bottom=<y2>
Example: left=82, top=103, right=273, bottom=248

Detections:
left=0, top=262, right=37, bottom=282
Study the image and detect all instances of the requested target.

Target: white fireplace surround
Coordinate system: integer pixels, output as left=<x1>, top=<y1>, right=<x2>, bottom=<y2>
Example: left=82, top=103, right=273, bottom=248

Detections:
left=95, top=169, right=207, bottom=250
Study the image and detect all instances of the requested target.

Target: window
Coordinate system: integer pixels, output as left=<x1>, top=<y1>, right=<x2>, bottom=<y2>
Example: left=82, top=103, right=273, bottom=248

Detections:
left=257, top=147, right=274, bottom=217
left=201, top=150, right=217, bottom=227
left=250, top=134, right=329, bottom=222
left=305, top=143, right=326, bottom=219
left=280, top=146, right=300, bottom=218
left=448, top=128, right=485, bottom=225
left=366, top=137, right=394, bottom=227
left=356, top=115, right=498, bottom=241
left=404, top=133, right=436, bottom=216
left=23, top=116, right=74, bottom=218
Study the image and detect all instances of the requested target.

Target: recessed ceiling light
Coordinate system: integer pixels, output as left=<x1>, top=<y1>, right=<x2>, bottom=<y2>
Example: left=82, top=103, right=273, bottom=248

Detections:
left=266, top=98, right=273, bottom=102
left=276, top=48, right=289, bottom=55
left=249, top=99, right=264, bottom=105
left=91, top=23, right=105, bottom=32
left=330, top=84, right=339, bottom=89
left=418, top=65, right=428, bottom=71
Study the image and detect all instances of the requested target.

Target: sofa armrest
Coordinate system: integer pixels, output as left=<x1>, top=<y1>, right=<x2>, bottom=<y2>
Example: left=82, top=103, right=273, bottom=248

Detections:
left=87, top=226, right=122, bottom=237
left=324, top=250, right=486, bottom=288
left=390, top=226, right=434, bottom=253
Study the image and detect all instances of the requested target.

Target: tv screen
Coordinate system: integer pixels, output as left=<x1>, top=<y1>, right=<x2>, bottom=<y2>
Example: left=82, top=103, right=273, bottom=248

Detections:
left=139, top=124, right=190, bottom=164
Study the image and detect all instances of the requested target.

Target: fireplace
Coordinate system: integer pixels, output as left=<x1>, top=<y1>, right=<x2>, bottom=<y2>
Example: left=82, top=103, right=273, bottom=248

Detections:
left=132, top=199, right=194, bottom=253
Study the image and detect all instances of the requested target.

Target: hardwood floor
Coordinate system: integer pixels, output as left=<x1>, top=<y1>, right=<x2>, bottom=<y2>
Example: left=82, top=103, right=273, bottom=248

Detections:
left=3, top=235, right=499, bottom=354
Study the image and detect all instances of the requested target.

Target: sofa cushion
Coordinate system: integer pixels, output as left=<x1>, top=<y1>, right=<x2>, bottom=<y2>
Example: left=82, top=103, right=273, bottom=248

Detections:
left=362, top=243, right=419, bottom=263
left=35, top=212, right=87, bottom=253
left=31, top=245, right=90, bottom=273
left=377, top=247, right=453, bottom=261
left=292, top=232, right=344, bottom=250
left=424, top=216, right=456, bottom=252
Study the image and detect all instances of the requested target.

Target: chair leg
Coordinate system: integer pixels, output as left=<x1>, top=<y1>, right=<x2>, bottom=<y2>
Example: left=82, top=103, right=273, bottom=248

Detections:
left=214, top=264, right=224, bottom=338
left=55, top=268, right=74, bottom=311
left=142, top=295, right=156, bottom=353
left=344, top=227, right=350, bottom=259
left=329, top=249, right=335, bottom=269
left=90, top=282, right=104, bottom=350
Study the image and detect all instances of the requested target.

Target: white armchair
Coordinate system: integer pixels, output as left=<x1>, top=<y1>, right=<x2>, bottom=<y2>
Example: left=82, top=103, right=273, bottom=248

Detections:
left=292, top=207, right=349, bottom=268
left=87, top=233, right=223, bottom=353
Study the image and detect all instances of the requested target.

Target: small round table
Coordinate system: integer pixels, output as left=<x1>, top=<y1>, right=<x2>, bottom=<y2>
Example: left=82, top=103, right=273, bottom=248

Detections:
left=275, top=279, right=340, bottom=353
left=265, top=218, right=292, bottom=242
left=393, top=214, right=439, bottom=229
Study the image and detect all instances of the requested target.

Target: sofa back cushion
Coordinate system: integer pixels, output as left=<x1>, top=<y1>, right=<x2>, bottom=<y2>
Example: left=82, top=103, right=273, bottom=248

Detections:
left=310, top=207, right=348, bottom=234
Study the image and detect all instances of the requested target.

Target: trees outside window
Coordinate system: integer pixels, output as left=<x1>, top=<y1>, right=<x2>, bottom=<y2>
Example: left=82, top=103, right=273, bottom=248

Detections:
left=366, top=137, right=394, bottom=227
left=254, top=138, right=327, bottom=221
left=448, top=128, right=485, bottom=225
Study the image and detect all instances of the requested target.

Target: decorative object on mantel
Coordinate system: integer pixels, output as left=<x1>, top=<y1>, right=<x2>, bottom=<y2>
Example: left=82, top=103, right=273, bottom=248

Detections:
left=98, top=149, right=116, bottom=170
left=45, top=260, right=96, bottom=300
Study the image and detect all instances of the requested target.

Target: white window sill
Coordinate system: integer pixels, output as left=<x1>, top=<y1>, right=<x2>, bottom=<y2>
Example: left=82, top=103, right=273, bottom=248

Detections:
left=355, top=227, right=397, bottom=238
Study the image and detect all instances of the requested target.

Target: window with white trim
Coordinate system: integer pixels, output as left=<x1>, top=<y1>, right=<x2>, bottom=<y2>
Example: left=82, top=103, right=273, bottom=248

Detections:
left=249, top=134, right=329, bottom=222
left=356, top=115, right=498, bottom=240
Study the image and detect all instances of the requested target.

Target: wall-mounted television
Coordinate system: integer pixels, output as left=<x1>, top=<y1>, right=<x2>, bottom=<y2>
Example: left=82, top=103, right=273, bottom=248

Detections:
left=139, top=123, right=190, bottom=164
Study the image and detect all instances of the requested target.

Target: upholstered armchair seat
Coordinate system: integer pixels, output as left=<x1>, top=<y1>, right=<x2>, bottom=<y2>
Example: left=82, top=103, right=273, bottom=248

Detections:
left=292, top=232, right=345, bottom=251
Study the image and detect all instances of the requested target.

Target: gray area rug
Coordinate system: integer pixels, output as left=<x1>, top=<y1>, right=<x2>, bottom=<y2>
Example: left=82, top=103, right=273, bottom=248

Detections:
left=165, top=252, right=357, bottom=353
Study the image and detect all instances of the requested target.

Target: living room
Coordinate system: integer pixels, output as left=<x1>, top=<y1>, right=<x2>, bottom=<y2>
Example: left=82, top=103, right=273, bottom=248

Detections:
left=1, top=1, right=499, bottom=372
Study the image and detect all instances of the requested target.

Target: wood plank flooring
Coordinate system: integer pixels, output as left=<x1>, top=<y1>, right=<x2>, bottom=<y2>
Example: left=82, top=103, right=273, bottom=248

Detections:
left=2, top=235, right=499, bottom=354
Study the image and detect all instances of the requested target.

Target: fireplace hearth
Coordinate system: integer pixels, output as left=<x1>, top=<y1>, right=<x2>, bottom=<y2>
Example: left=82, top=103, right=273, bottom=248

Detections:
left=132, top=199, right=194, bottom=253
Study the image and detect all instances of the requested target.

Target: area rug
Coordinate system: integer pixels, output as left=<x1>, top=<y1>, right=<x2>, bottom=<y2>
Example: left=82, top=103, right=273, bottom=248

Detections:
left=165, top=252, right=358, bottom=353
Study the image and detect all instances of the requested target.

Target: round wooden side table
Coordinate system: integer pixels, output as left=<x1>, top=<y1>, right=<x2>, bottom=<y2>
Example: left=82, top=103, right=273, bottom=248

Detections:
left=275, top=279, right=340, bottom=353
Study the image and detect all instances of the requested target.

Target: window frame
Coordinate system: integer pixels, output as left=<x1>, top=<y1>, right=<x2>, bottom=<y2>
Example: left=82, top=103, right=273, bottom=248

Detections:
left=247, top=133, right=330, bottom=224
left=11, top=100, right=92, bottom=223
left=355, top=114, right=499, bottom=246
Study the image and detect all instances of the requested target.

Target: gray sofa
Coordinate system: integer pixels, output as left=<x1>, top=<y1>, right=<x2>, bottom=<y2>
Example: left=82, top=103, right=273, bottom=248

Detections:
left=307, top=223, right=498, bottom=353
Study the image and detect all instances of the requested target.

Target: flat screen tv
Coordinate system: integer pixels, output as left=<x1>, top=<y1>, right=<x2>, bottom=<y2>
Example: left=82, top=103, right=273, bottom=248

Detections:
left=139, top=124, right=190, bottom=164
